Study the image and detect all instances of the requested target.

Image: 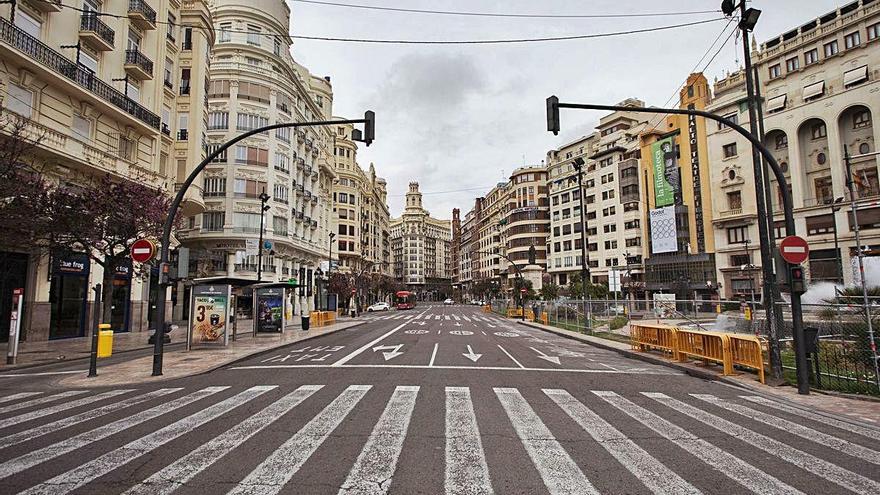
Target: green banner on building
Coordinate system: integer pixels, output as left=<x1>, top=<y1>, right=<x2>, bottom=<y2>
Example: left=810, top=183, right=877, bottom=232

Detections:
left=652, top=137, right=675, bottom=207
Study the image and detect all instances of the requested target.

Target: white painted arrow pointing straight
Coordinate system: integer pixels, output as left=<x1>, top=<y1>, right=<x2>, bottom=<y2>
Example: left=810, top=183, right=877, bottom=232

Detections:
left=530, top=347, right=561, bottom=365
left=373, top=344, right=404, bottom=361
left=462, top=345, right=482, bottom=362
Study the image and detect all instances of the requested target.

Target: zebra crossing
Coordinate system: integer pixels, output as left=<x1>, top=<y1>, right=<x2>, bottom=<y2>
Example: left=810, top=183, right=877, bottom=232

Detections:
left=0, top=385, right=877, bottom=493
left=367, top=312, right=505, bottom=323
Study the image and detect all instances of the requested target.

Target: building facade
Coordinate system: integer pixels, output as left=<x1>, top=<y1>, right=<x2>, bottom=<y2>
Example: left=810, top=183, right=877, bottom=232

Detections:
left=390, top=182, right=453, bottom=299
left=0, top=0, right=213, bottom=341
left=709, top=0, right=880, bottom=296
left=499, top=166, right=550, bottom=290
left=176, top=0, right=335, bottom=316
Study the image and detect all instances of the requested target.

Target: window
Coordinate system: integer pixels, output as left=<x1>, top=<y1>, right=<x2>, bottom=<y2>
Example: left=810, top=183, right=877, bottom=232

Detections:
left=237, top=82, right=271, bottom=103
left=824, top=40, right=839, bottom=57
left=775, top=134, right=788, bottom=149
left=768, top=64, right=781, bottom=79
left=727, top=226, right=748, bottom=244
left=14, top=8, right=41, bottom=38
left=273, top=216, right=288, bottom=236
left=202, top=212, right=225, bottom=231
left=166, top=13, right=176, bottom=41
left=718, top=112, right=738, bottom=130
left=273, top=38, right=282, bottom=56
left=274, top=153, right=289, bottom=172
left=604, top=240, right=618, bottom=249
left=203, top=177, right=226, bottom=197
left=722, top=143, right=737, bottom=158
left=183, top=27, right=193, bottom=49
left=115, top=135, right=134, bottom=161
left=208, top=80, right=230, bottom=98
left=234, top=213, right=262, bottom=233
left=562, top=224, right=571, bottom=235
left=785, top=56, right=800, bottom=72
left=208, top=111, right=228, bottom=130
left=854, top=110, right=871, bottom=129
left=561, top=193, right=570, bottom=203
left=625, top=238, right=641, bottom=248
left=727, top=191, right=742, bottom=210
left=164, top=57, right=174, bottom=87
left=276, top=127, right=290, bottom=142
left=814, top=177, right=833, bottom=203
left=79, top=50, right=98, bottom=73
left=552, top=195, right=559, bottom=206
left=563, top=240, right=572, bottom=251
left=601, top=189, right=615, bottom=200
left=273, top=183, right=288, bottom=203
left=603, top=224, right=617, bottom=233
left=247, top=24, right=261, bottom=45
left=624, top=220, right=640, bottom=230
left=806, top=214, right=835, bottom=236
left=338, top=192, right=348, bottom=203
left=126, top=80, right=140, bottom=103
left=804, top=48, right=819, bottom=65
left=811, top=123, right=827, bottom=139
left=585, top=194, right=595, bottom=204
left=553, top=226, right=560, bottom=236
left=219, top=23, right=231, bottom=42
left=4, top=82, right=33, bottom=118
left=844, top=31, right=861, bottom=49
left=71, top=115, right=91, bottom=140
left=234, top=145, right=268, bottom=166
left=179, top=68, right=191, bottom=95
left=236, top=113, right=268, bottom=131
left=869, top=22, right=880, bottom=41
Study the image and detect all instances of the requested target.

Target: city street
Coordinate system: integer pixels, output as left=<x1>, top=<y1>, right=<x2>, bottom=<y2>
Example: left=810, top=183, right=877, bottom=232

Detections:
left=0, top=305, right=878, bottom=494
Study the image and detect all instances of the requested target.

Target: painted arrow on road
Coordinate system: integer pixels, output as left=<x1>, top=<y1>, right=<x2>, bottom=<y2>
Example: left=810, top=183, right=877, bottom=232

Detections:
left=372, top=344, right=404, bottom=361
left=462, top=345, right=482, bottom=362
left=454, top=322, right=462, bottom=327
left=416, top=321, right=426, bottom=326
left=529, top=347, right=561, bottom=365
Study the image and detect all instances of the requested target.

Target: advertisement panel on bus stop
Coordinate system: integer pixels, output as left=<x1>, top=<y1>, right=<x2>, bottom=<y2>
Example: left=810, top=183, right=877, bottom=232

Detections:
left=188, top=285, right=231, bottom=348
left=255, top=288, right=285, bottom=333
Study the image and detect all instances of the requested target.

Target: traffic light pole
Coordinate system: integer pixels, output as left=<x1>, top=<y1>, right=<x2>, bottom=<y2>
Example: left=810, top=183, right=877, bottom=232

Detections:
left=150, top=113, right=375, bottom=376
left=548, top=98, right=810, bottom=394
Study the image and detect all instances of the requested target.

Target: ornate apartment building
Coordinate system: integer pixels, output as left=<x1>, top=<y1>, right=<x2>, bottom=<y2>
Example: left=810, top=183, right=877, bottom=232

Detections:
left=176, top=0, right=335, bottom=314
left=390, top=182, right=453, bottom=299
left=708, top=0, right=880, bottom=297
left=0, top=0, right=213, bottom=341
left=331, top=121, right=390, bottom=276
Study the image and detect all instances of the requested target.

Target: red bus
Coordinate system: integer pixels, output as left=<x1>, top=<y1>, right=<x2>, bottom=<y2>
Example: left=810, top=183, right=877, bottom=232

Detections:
left=395, top=291, right=416, bottom=310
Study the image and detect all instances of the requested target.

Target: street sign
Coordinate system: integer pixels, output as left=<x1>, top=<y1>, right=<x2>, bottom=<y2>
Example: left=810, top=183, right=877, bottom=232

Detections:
left=131, top=238, right=157, bottom=263
left=779, top=235, right=809, bottom=264
left=351, top=289, right=356, bottom=295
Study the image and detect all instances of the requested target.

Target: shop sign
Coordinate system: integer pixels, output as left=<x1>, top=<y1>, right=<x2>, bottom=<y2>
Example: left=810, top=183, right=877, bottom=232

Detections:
left=256, top=288, right=284, bottom=333
left=189, top=285, right=231, bottom=348
left=53, top=253, right=90, bottom=275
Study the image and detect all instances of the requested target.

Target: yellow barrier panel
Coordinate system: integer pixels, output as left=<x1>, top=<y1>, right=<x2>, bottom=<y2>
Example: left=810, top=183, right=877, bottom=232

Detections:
left=728, top=334, right=766, bottom=384
left=323, top=311, right=336, bottom=325
left=310, top=311, right=323, bottom=327
left=540, top=311, right=549, bottom=325
left=97, top=324, right=113, bottom=358
left=482, top=305, right=491, bottom=313
left=506, top=308, right=524, bottom=318
left=629, top=324, right=679, bottom=360
left=675, top=329, right=733, bottom=375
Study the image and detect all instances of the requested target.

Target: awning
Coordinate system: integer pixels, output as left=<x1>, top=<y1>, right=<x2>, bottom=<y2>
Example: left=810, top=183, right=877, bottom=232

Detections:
left=843, top=65, right=868, bottom=87
left=803, top=81, right=825, bottom=100
left=767, top=94, right=787, bottom=112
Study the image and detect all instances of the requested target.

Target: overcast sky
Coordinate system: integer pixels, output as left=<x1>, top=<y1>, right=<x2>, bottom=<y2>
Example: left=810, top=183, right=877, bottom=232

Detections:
left=285, top=0, right=844, bottom=219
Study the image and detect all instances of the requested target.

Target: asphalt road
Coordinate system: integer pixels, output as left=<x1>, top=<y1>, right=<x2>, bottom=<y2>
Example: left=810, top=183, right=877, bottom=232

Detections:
left=0, top=304, right=878, bottom=494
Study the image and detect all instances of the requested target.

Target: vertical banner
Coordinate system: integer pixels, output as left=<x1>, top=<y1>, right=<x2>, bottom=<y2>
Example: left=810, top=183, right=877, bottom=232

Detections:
left=255, top=288, right=284, bottom=333
left=650, top=206, right=678, bottom=254
left=245, top=239, right=259, bottom=256
left=652, top=137, right=676, bottom=207
left=189, top=285, right=231, bottom=348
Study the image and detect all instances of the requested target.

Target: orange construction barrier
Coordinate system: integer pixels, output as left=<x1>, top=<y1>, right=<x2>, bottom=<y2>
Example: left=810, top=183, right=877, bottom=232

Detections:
left=630, top=324, right=679, bottom=360
left=675, top=329, right=733, bottom=375
left=727, top=334, right=766, bottom=384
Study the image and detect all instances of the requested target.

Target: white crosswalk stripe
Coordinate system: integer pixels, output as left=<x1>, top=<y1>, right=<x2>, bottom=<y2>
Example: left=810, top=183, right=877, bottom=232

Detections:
left=0, top=389, right=131, bottom=430
left=444, top=315, right=450, bottom=320
left=462, top=315, right=471, bottom=322
left=125, top=385, right=322, bottom=495
left=0, top=388, right=182, bottom=450
left=693, top=394, right=880, bottom=465
left=0, top=390, right=87, bottom=415
left=494, top=387, right=598, bottom=495
left=645, top=392, right=880, bottom=494
left=340, top=386, right=419, bottom=494
left=0, top=392, right=42, bottom=405
left=445, top=387, right=492, bottom=495
left=594, top=391, right=802, bottom=494
left=22, top=386, right=275, bottom=495
left=544, top=389, right=700, bottom=495
left=229, top=385, right=371, bottom=495
left=0, top=386, right=228, bottom=480
left=452, top=315, right=460, bottom=321
left=741, top=395, right=880, bottom=441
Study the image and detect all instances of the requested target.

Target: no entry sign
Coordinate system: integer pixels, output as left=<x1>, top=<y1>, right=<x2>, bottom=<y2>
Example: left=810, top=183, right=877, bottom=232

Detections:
left=131, top=238, right=157, bottom=263
left=779, top=235, right=809, bottom=265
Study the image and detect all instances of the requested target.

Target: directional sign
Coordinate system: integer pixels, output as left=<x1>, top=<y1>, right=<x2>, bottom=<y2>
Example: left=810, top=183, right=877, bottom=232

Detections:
left=373, top=344, right=404, bottom=361
left=462, top=345, right=482, bottom=362
left=130, top=238, right=156, bottom=263
left=530, top=347, right=561, bottom=365
left=779, top=235, right=809, bottom=265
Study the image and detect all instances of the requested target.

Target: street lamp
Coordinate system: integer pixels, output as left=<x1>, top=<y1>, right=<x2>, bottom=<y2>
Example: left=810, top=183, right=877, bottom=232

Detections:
left=256, top=190, right=271, bottom=282
left=828, top=197, right=845, bottom=285
left=571, top=157, right=591, bottom=287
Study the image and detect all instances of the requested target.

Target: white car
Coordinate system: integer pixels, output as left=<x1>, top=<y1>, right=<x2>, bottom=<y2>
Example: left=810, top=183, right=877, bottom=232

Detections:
left=367, top=302, right=390, bottom=312
left=443, top=298, right=454, bottom=305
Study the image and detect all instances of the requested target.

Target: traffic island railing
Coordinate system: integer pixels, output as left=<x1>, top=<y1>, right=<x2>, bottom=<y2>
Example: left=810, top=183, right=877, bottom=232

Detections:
left=675, top=329, right=734, bottom=376
left=728, top=333, right=766, bottom=384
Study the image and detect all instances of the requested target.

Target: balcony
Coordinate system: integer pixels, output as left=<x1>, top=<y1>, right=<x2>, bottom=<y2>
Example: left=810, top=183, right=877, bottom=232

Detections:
left=311, top=220, right=318, bottom=229
left=127, top=0, right=157, bottom=30
left=24, top=0, right=62, bottom=13
left=0, top=18, right=159, bottom=130
left=161, top=123, right=170, bottom=136
left=79, top=14, right=114, bottom=51
left=311, top=196, right=318, bottom=205
left=173, top=182, right=205, bottom=216
left=124, top=49, right=153, bottom=80
left=179, top=83, right=190, bottom=96
left=718, top=208, right=744, bottom=218
left=177, top=129, right=188, bottom=141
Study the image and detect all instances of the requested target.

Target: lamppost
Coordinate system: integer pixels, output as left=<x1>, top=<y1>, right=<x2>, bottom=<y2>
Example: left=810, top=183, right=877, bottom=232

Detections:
left=256, top=190, right=271, bottom=282
left=571, top=157, right=591, bottom=288
left=828, top=197, right=845, bottom=285
left=477, top=250, right=525, bottom=321
left=150, top=113, right=375, bottom=376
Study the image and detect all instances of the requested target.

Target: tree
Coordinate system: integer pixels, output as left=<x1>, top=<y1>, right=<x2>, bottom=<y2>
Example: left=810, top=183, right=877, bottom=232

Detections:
left=540, top=282, right=559, bottom=301
left=586, top=282, right=609, bottom=299
left=567, top=273, right=584, bottom=300
left=43, top=173, right=174, bottom=322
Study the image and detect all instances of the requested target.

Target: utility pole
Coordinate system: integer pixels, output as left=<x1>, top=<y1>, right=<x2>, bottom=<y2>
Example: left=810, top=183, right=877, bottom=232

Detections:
left=256, top=190, right=270, bottom=282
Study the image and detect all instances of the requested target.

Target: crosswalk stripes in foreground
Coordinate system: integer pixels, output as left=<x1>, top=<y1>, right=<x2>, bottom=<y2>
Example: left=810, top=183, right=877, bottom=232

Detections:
left=0, top=386, right=878, bottom=494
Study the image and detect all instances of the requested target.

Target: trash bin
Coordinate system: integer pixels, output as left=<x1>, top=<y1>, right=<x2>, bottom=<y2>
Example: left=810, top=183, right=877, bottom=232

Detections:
left=97, top=324, right=113, bottom=358
left=302, top=314, right=310, bottom=331
left=803, top=327, right=820, bottom=354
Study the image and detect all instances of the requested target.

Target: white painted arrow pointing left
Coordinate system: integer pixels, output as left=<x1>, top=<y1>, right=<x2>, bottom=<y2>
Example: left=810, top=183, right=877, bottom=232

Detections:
left=373, top=344, right=404, bottom=361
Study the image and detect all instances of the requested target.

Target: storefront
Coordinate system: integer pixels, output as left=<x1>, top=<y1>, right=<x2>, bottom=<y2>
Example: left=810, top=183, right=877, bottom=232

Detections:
left=49, top=252, right=90, bottom=340
left=0, top=252, right=29, bottom=343
left=110, top=260, right=132, bottom=332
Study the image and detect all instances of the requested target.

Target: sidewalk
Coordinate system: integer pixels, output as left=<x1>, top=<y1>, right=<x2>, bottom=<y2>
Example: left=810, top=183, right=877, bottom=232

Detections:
left=518, top=320, right=880, bottom=427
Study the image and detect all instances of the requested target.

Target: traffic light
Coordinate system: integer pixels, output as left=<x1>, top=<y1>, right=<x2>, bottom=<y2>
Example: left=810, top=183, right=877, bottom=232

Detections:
left=546, top=96, right=560, bottom=135
left=789, top=265, right=806, bottom=294
left=363, top=110, right=375, bottom=147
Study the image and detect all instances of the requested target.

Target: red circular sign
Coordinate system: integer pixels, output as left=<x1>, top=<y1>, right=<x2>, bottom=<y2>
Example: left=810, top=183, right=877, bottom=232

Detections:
left=779, top=235, right=809, bottom=265
left=131, top=239, right=156, bottom=263
left=520, top=288, right=527, bottom=293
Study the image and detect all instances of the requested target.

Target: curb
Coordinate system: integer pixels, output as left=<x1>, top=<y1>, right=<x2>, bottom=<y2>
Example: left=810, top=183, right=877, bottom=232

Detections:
left=0, top=340, right=186, bottom=374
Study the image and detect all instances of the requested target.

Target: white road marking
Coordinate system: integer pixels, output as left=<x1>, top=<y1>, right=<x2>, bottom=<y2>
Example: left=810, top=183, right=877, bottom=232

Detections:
left=452, top=315, right=460, bottom=321
left=544, top=389, right=700, bottom=495
left=333, top=323, right=407, bottom=367
left=0, top=392, right=41, bottom=405
left=340, top=386, right=419, bottom=494
left=0, top=386, right=228, bottom=480
left=595, top=391, right=801, bottom=495
left=529, top=347, right=561, bottom=365
left=462, top=345, right=482, bottom=362
left=0, top=390, right=87, bottom=415
left=435, top=315, right=441, bottom=320
left=481, top=331, right=486, bottom=335
left=444, top=315, right=451, bottom=320
left=598, top=363, right=619, bottom=371
left=125, top=386, right=321, bottom=495
left=438, top=329, right=441, bottom=334
left=462, top=316, right=471, bottom=322
left=231, top=364, right=676, bottom=375
left=740, top=395, right=880, bottom=441
left=496, top=345, right=525, bottom=369
left=645, top=392, right=880, bottom=494
left=1, top=389, right=131, bottom=429
left=429, top=344, right=438, bottom=367
left=373, top=344, right=405, bottom=361
left=229, top=385, right=372, bottom=495
left=24, top=387, right=276, bottom=495
left=405, top=316, right=414, bottom=320
left=692, top=394, right=880, bottom=465
left=0, top=389, right=182, bottom=450
left=446, top=387, right=492, bottom=495
left=495, top=388, right=597, bottom=494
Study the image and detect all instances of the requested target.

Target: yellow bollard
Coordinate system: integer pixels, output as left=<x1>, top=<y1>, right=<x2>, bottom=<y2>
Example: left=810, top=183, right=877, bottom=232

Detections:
left=97, top=324, right=113, bottom=358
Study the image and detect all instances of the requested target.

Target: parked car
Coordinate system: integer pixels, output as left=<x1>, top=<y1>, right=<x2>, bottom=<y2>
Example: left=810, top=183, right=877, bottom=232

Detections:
left=443, top=298, right=454, bottom=305
left=367, top=302, right=390, bottom=312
